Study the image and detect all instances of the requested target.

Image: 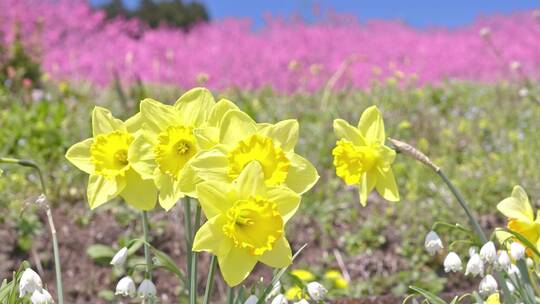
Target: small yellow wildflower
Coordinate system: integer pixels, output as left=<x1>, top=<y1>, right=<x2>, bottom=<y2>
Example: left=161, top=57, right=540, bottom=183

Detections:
left=65, top=107, right=157, bottom=210
left=189, top=109, right=319, bottom=195
left=285, top=286, right=306, bottom=300
left=192, top=162, right=301, bottom=286
left=332, top=106, right=399, bottom=205
left=291, top=269, right=315, bottom=282
left=486, top=293, right=500, bottom=304
left=324, top=270, right=349, bottom=289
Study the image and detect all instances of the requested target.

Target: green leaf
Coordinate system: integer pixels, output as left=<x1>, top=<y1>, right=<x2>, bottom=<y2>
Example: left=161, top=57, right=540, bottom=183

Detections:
left=497, top=228, right=540, bottom=258
left=409, top=286, right=447, bottom=304
left=86, top=244, right=115, bottom=264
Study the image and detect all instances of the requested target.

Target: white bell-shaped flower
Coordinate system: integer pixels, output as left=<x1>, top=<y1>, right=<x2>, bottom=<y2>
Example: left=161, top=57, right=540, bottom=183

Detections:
left=469, top=246, right=478, bottom=257
left=510, top=242, right=525, bottom=260
left=465, top=253, right=484, bottom=277
left=507, top=264, right=521, bottom=280
left=271, top=294, right=288, bottom=304
left=110, top=247, right=129, bottom=267
left=506, top=280, right=515, bottom=293
left=115, top=276, right=136, bottom=297
left=479, top=275, right=498, bottom=296
left=495, top=251, right=511, bottom=271
left=424, top=231, right=444, bottom=255
left=479, top=242, right=497, bottom=264
left=443, top=252, right=462, bottom=273
left=138, top=279, right=157, bottom=299
left=265, top=281, right=282, bottom=301
left=30, top=289, right=53, bottom=304
left=307, top=282, right=327, bottom=301
left=19, top=268, right=43, bottom=297
left=244, top=295, right=258, bottom=304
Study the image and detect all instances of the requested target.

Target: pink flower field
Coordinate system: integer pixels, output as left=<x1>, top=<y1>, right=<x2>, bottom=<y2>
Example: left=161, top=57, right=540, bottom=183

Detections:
left=2, top=0, right=540, bottom=91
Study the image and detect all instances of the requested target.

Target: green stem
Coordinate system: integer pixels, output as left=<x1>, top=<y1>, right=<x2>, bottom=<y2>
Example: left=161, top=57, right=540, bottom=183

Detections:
left=189, top=204, right=201, bottom=304
left=141, top=211, right=152, bottom=280
left=184, top=197, right=193, bottom=301
left=0, top=158, right=64, bottom=304
left=226, top=286, right=235, bottom=304
left=203, top=255, right=218, bottom=304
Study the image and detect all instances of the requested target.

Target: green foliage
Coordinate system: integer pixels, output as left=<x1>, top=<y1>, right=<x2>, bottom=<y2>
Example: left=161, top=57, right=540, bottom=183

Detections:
left=101, top=0, right=209, bottom=30
left=0, top=28, right=42, bottom=91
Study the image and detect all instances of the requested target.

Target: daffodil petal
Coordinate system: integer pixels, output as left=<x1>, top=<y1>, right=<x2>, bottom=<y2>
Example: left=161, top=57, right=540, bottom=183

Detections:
left=359, top=171, right=377, bottom=206
left=333, top=119, right=365, bottom=145
left=375, top=168, right=400, bottom=202
left=155, top=169, right=184, bottom=211
left=258, top=237, right=292, bottom=268
left=235, top=161, right=267, bottom=198
left=219, top=110, right=257, bottom=146
left=218, top=247, right=257, bottom=286
left=267, top=186, right=301, bottom=223
left=357, top=105, right=385, bottom=144
left=208, top=98, right=239, bottom=127
left=497, top=186, right=534, bottom=222
left=194, top=127, right=219, bottom=150
left=285, top=154, right=319, bottom=194
left=65, top=138, right=94, bottom=174
left=190, top=148, right=230, bottom=182
left=125, top=112, right=143, bottom=134
left=120, top=169, right=157, bottom=210
left=140, top=98, right=180, bottom=134
left=174, top=87, right=215, bottom=126
left=128, top=132, right=157, bottom=180
left=92, top=106, right=125, bottom=136
left=259, top=119, right=299, bottom=152
left=87, top=175, right=125, bottom=209
left=193, top=215, right=231, bottom=256
left=196, top=181, right=234, bottom=219
left=177, top=161, right=203, bottom=198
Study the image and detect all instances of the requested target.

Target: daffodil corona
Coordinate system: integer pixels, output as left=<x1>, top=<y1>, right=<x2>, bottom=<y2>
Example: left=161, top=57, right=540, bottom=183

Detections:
left=188, top=110, right=319, bottom=195
left=65, top=107, right=157, bottom=210
left=192, top=162, right=301, bottom=286
left=332, top=106, right=399, bottom=205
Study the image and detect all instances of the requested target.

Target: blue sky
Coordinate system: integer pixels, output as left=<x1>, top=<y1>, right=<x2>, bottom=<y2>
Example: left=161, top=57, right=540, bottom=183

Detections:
left=90, top=0, right=539, bottom=28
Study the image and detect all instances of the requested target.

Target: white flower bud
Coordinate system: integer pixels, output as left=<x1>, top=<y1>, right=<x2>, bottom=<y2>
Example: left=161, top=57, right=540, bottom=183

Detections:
left=495, top=251, right=511, bottom=271
left=510, top=242, right=525, bottom=260
left=506, top=280, right=515, bottom=293
left=444, top=252, right=462, bottom=273
left=480, top=242, right=497, bottom=264
left=244, top=295, right=258, bottom=304
left=469, top=246, right=478, bottom=257
left=307, top=282, right=327, bottom=301
left=19, top=268, right=43, bottom=297
left=507, top=264, right=521, bottom=280
left=110, top=247, right=128, bottom=267
left=271, top=294, right=288, bottom=304
left=424, top=231, right=443, bottom=255
left=266, top=281, right=282, bottom=301
left=294, top=300, right=310, bottom=304
left=479, top=274, right=498, bottom=296
left=526, top=257, right=534, bottom=268
left=115, top=276, right=136, bottom=297
left=465, top=254, right=484, bottom=277
left=138, top=279, right=157, bottom=299
left=30, top=289, right=53, bottom=304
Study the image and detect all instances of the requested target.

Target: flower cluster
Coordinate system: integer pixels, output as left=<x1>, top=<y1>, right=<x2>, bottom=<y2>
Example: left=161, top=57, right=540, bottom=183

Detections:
left=18, top=268, right=54, bottom=304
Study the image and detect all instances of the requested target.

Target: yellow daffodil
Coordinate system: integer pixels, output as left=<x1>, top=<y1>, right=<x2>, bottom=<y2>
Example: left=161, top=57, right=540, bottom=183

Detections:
left=187, top=110, right=319, bottom=195
left=332, top=105, right=399, bottom=206
left=192, top=162, right=301, bottom=286
left=129, top=88, right=238, bottom=210
left=65, top=107, right=157, bottom=210
left=496, top=185, right=540, bottom=251
left=486, top=293, right=500, bottom=304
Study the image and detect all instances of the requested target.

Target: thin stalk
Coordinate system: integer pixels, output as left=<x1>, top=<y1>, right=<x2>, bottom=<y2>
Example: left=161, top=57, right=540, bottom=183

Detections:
left=203, top=255, right=218, bottom=304
left=141, top=211, right=152, bottom=279
left=189, top=204, right=201, bottom=304
left=226, top=287, right=235, bottom=304
left=0, top=158, right=64, bottom=304
left=183, top=197, right=193, bottom=301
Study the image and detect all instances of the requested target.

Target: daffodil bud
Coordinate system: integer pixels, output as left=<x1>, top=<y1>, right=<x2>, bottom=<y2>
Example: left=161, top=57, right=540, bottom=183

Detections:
left=480, top=242, right=497, bottom=264
left=494, top=251, right=510, bottom=271
left=30, top=289, right=53, bottom=304
left=115, top=276, right=136, bottom=297
left=138, top=279, right=157, bottom=299
left=479, top=275, right=498, bottom=296
left=424, top=231, right=443, bottom=255
left=244, top=295, right=258, bottom=304
left=465, top=253, right=484, bottom=277
left=510, top=242, right=525, bottom=260
left=110, top=247, right=128, bottom=267
left=307, top=282, right=327, bottom=301
left=19, top=268, right=43, bottom=297
left=270, top=294, right=288, bottom=304
left=443, top=252, right=462, bottom=273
